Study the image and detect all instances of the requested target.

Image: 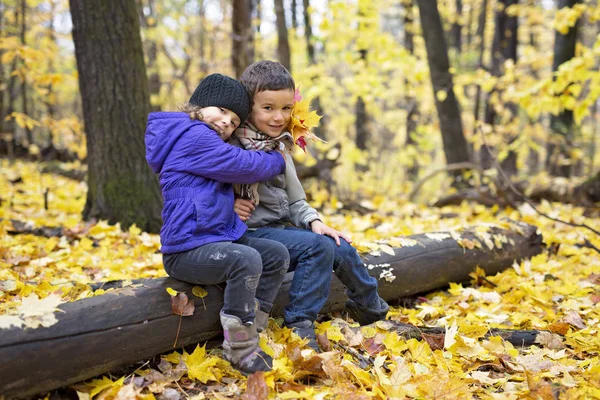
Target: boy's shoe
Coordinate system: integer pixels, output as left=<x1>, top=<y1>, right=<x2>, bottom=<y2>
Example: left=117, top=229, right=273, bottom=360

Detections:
left=345, top=298, right=390, bottom=326
left=220, top=311, right=273, bottom=375
left=284, top=320, right=320, bottom=352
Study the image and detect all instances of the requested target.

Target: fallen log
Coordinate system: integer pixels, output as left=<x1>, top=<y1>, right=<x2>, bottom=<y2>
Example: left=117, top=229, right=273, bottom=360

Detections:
left=0, top=221, right=543, bottom=398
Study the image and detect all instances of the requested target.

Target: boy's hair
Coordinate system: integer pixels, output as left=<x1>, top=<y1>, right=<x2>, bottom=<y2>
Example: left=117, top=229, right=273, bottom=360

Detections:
left=240, top=60, right=295, bottom=102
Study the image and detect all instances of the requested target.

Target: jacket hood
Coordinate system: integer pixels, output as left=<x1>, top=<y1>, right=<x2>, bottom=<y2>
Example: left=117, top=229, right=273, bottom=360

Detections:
left=145, top=112, right=203, bottom=173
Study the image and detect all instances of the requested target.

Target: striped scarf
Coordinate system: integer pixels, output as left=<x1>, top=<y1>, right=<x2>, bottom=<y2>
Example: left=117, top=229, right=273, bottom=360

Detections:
left=233, top=122, right=294, bottom=205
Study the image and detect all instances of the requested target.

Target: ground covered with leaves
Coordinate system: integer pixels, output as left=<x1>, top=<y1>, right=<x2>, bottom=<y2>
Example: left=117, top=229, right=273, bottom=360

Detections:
left=1, top=160, right=599, bottom=399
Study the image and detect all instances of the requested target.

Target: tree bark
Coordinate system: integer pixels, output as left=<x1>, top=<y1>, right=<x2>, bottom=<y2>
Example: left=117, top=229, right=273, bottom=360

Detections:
left=302, top=0, right=328, bottom=140
left=69, top=0, right=163, bottom=233
left=20, top=0, right=32, bottom=146
left=275, top=0, right=291, bottom=72
left=472, top=0, right=488, bottom=124
left=138, top=0, right=162, bottom=112
left=232, top=0, right=254, bottom=78
left=417, top=0, right=470, bottom=166
left=450, top=0, right=463, bottom=52
left=291, top=0, right=298, bottom=30
left=547, top=0, right=581, bottom=177
left=404, top=0, right=420, bottom=178
left=482, top=0, right=518, bottom=171
left=0, top=223, right=543, bottom=398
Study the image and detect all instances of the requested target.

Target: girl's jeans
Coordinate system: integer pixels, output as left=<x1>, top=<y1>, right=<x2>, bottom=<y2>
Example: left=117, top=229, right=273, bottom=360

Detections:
left=244, top=226, right=380, bottom=325
left=162, top=233, right=290, bottom=323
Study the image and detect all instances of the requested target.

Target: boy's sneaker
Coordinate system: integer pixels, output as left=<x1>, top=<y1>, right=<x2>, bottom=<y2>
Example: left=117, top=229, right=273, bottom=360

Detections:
left=284, top=320, right=320, bottom=352
left=345, top=298, right=390, bottom=326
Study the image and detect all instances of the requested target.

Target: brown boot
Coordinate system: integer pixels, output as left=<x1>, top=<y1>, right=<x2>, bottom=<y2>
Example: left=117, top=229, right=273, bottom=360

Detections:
left=220, top=311, right=273, bottom=374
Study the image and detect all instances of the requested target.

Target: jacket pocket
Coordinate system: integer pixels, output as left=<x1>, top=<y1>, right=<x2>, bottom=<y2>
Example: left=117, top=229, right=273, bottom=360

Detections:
left=162, top=199, right=195, bottom=245
left=193, top=195, right=228, bottom=234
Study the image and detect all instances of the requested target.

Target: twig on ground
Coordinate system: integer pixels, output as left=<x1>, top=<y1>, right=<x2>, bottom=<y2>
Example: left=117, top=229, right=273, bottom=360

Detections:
left=478, top=126, right=600, bottom=240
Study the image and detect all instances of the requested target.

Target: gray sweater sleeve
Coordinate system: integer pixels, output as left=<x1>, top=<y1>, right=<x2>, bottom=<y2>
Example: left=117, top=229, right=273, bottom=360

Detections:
left=285, top=154, right=321, bottom=229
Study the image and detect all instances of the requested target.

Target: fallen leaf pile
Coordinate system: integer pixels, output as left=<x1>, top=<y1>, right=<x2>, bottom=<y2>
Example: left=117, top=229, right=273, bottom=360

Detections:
left=1, top=159, right=599, bottom=399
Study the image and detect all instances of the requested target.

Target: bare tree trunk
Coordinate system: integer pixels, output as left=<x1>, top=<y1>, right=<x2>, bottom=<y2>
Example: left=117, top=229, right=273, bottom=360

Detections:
left=404, top=0, right=419, bottom=178
left=355, top=91, right=369, bottom=150
left=20, top=0, right=32, bottom=145
left=291, top=0, right=298, bottom=30
left=465, top=0, right=474, bottom=49
left=232, top=0, right=254, bottom=78
left=198, top=0, right=209, bottom=75
left=302, top=0, right=327, bottom=140
left=417, top=0, right=470, bottom=167
left=274, top=0, right=291, bottom=72
left=0, top=2, right=5, bottom=136
left=138, top=0, right=162, bottom=111
left=69, top=0, right=163, bottom=233
left=547, top=0, right=581, bottom=177
left=472, top=0, right=488, bottom=125
left=482, top=0, right=518, bottom=171
left=450, top=0, right=463, bottom=52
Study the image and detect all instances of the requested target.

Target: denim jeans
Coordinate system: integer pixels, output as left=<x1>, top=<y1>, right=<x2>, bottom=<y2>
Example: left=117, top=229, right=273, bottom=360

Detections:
left=163, top=233, right=290, bottom=323
left=244, top=226, right=381, bottom=325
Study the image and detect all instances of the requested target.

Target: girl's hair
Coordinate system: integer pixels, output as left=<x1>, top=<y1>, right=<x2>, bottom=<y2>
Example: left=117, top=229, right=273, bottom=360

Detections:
left=178, top=103, right=228, bottom=139
left=240, top=60, right=295, bottom=102
left=178, top=102, right=204, bottom=121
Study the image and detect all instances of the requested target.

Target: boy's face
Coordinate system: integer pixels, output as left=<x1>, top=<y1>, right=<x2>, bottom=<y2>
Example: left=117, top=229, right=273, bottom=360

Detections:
left=200, top=106, right=241, bottom=139
left=249, top=89, right=295, bottom=138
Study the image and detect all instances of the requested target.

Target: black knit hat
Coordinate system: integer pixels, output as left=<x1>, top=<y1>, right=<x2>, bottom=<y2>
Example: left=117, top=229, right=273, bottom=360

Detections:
left=189, top=73, right=250, bottom=123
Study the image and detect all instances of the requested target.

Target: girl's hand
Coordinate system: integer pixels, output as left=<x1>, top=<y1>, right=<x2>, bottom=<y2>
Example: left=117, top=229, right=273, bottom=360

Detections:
left=310, top=220, right=353, bottom=246
left=234, top=198, right=255, bottom=221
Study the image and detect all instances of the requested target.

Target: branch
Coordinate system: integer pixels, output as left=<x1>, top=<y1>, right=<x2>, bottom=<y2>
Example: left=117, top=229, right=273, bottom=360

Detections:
left=478, top=126, right=600, bottom=239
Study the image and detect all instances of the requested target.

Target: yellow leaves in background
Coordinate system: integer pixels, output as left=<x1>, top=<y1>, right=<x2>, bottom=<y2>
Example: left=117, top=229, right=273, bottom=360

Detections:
left=554, top=3, right=586, bottom=35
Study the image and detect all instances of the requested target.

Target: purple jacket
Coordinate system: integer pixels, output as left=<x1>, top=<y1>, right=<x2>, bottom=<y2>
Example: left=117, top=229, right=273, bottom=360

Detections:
left=145, top=112, right=286, bottom=254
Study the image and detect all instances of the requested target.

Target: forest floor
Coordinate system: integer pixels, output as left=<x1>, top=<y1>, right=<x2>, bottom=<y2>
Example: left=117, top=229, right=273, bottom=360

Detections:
left=1, top=159, right=599, bottom=400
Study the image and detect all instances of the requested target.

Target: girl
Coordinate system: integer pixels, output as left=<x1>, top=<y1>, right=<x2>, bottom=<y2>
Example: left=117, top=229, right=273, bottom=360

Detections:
left=145, top=73, right=290, bottom=374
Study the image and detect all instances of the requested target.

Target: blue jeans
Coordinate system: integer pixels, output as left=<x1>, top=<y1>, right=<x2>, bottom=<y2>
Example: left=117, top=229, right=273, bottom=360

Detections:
left=163, top=233, right=290, bottom=323
left=245, top=226, right=381, bottom=325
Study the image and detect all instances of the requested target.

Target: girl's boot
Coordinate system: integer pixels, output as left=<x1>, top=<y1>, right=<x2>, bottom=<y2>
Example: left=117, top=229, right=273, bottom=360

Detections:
left=220, top=311, right=273, bottom=374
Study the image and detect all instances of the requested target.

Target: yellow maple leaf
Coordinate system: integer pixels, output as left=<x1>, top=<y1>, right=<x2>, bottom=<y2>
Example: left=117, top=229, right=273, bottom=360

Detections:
left=185, top=344, right=220, bottom=383
left=87, top=376, right=124, bottom=398
left=287, top=92, right=324, bottom=151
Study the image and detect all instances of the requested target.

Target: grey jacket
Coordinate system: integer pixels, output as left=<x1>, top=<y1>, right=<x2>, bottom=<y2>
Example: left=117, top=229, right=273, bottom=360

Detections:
left=229, top=137, right=321, bottom=229
left=247, top=153, right=320, bottom=229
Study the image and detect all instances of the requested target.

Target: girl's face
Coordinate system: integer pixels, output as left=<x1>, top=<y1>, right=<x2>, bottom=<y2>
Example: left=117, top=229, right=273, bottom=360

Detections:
left=200, top=106, right=240, bottom=139
left=248, top=89, right=295, bottom=138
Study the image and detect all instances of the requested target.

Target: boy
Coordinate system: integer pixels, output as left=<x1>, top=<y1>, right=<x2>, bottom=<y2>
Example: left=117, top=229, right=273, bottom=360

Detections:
left=231, top=61, right=389, bottom=350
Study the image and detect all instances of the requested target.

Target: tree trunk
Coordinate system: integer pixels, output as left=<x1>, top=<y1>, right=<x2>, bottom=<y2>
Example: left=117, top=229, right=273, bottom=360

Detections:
left=138, top=0, right=162, bottom=112
left=355, top=93, right=369, bottom=151
left=291, top=0, right=298, bottom=30
left=450, top=0, right=463, bottom=52
left=20, top=0, right=32, bottom=146
left=0, top=223, right=544, bottom=399
left=69, top=0, right=163, bottom=233
left=0, top=3, right=5, bottom=136
left=302, top=0, right=327, bottom=140
left=232, top=0, right=254, bottom=78
left=275, top=0, right=291, bottom=72
left=403, top=0, right=419, bottom=178
left=547, top=0, right=581, bottom=177
left=484, top=0, right=518, bottom=126
left=417, top=0, right=470, bottom=166
left=482, top=0, right=518, bottom=170
left=473, top=0, right=488, bottom=125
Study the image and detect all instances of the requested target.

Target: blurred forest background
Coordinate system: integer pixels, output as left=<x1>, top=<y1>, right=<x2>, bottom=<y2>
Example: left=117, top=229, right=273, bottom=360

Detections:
left=0, top=0, right=599, bottom=227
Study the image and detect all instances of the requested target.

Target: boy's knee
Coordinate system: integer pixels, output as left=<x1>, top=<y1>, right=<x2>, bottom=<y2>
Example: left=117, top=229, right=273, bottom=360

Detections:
left=335, top=239, right=360, bottom=262
left=271, top=242, right=290, bottom=274
left=308, top=234, right=336, bottom=259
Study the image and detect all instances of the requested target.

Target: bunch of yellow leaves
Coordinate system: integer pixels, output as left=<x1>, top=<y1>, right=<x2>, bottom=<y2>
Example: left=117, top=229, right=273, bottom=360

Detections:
left=287, top=87, right=325, bottom=152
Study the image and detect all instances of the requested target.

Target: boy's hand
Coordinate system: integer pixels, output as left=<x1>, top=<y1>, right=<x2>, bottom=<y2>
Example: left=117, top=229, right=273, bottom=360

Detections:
left=234, top=198, right=255, bottom=221
left=310, top=220, right=352, bottom=246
